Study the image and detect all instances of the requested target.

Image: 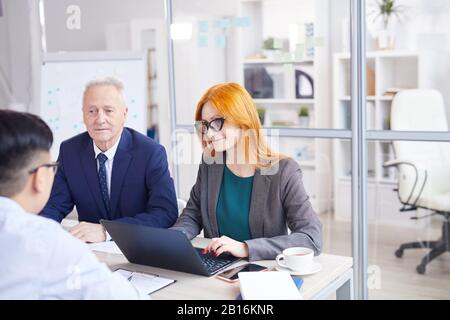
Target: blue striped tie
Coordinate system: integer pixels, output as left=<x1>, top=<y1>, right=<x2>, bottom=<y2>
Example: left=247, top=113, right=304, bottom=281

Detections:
left=97, top=153, right=110, bottom=215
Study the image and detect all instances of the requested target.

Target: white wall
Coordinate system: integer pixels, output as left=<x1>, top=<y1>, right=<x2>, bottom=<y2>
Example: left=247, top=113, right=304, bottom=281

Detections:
left=330, top=0, right=450, bottom=56
left=7, top=0, right=32, bottom=111
left=0, top=0, right=38, bottom=112
left=390, top=0, right=450, bottom=117
left=262, top=0, right=315, bottom=40
left=329, top=0, right=350, bottom=55
left=0, top=2, right=11, bottom=108
left=43, top=0, right=164, bottom=52
left=43, top=0, right=238, bottom=52
left=369, top=0, right=450, bottom=51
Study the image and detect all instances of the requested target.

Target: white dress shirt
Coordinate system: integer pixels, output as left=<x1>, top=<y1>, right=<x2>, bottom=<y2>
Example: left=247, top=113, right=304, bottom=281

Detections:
left=0, top=196, right=147, bottom=299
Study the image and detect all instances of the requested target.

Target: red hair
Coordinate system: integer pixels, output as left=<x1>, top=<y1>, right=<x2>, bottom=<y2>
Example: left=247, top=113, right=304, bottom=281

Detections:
left=195, top=83, right=285, bottom=168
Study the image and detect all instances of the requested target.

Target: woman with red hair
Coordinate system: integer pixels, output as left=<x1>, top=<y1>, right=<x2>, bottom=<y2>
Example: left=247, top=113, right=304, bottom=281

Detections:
left=172, top=83, right=322, bottom=261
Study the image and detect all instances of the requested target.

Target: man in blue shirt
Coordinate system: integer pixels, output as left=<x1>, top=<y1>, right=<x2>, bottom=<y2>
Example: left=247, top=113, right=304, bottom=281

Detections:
left=0, top=110, right=146, bottom=299
left=40, top=77, right=178, bottom=243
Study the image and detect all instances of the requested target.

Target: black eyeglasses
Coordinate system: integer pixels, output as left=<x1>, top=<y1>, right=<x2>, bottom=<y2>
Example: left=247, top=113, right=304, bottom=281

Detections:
left=195, top=117, right=226, bottom=134
left=28, top=162, right=59, bottom=175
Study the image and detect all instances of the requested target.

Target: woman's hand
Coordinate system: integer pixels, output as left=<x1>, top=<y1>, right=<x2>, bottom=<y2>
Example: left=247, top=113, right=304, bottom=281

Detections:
left=204, top=236, right=249, bottom=258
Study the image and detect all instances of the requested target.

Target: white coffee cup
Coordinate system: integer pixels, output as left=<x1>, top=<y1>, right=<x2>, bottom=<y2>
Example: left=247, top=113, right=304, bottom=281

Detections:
left=276, top=247, right=314, bottom=272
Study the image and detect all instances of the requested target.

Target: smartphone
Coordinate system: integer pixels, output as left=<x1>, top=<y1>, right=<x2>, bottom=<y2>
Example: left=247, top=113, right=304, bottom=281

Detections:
left=216, top=263, right=268, bottom=283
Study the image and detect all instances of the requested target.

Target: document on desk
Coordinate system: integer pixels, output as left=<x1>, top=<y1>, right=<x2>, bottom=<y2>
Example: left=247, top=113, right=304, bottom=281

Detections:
left=115, top=269, right=176, bottom=295
left=88, top=241, right=123, bottom=255
left=238, top=271, right=302, bottom=300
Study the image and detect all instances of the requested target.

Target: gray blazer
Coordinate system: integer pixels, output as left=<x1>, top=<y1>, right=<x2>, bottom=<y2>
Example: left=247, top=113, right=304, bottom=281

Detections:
left=171, top=153, right=322, bottom=261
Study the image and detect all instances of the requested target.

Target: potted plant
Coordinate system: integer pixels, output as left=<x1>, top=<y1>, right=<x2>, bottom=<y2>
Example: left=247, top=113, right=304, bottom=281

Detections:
left=298, top=106, right=310, bottom=128
left=262, top=37, right=276, bottom=60
left=257, top=107, right=266, bottom=126
left=369, top=0, right=406, bottom=50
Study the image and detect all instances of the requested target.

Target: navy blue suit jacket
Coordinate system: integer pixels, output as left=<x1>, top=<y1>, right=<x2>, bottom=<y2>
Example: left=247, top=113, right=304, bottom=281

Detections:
left=40, top=128, right=178, bottom=228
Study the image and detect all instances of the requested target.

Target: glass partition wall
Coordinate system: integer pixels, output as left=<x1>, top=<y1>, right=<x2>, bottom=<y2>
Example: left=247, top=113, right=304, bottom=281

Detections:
left=36, top=0, right=450, bottom=300
left=167, top=0, right=356, bottom=299
left=168, top=0, right=450, bottom=300
left=364, top=0, right=450, bottom=299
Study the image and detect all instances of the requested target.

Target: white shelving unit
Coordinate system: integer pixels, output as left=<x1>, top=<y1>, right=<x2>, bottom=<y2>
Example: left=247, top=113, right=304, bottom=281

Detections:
left=243, top=58, right=314, bottom=65
left=332, top=51, right=436, bottom=223
left=236, top=0, right=331, bottom=214
left=244, top=59, right=315, bottom=118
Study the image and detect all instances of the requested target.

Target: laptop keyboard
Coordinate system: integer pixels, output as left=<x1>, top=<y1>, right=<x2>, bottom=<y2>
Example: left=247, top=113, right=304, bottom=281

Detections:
left=196, top=248, right=237, bottom=274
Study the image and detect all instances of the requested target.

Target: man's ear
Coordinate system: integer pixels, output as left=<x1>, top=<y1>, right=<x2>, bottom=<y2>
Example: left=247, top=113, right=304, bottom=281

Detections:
left=124, top=106, right=129, bottom=119
left=31, top=167, right=46, bottom=194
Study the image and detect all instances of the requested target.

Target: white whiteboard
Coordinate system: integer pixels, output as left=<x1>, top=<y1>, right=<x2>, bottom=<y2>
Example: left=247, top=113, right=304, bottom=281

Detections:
left=40, top=51, right=147, bottom=158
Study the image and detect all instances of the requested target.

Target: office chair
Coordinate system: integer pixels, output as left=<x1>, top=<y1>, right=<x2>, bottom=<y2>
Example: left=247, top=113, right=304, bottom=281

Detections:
left=384, top=89, right=450, bottom=274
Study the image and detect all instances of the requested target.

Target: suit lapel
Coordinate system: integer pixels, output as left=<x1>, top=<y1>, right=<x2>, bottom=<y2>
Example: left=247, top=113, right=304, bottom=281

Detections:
left=80, top=139, right=108, bottom=219
left=110, top=129, right=133, bottom=219
left=248, top=169, right=271, bottom=238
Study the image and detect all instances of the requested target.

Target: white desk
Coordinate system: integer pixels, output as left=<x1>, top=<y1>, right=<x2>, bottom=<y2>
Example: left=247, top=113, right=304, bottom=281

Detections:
left=93, top=237, right=354, bottom=300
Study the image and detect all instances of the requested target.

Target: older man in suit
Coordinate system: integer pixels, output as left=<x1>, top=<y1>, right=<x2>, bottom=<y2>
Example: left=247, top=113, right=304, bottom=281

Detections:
left=40, top=77, right=178, bottom=243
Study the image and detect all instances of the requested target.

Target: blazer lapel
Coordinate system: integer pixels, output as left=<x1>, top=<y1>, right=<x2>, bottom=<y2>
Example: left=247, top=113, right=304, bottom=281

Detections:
left=80, top=139, right=108, bottom=218
left=248, top=169, right=271, bottom=238
left=110, top=130, right=132, bottom=219
left=206, top=162, right=224, bottom=237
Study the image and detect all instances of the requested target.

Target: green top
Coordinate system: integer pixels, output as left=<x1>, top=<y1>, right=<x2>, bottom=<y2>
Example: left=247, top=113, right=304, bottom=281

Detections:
left=216, top=165, right=254, bottom=242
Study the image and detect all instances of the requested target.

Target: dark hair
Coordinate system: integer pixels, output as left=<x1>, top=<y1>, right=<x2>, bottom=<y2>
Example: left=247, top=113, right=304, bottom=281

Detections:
left=0, top=110, right=53, bottom=197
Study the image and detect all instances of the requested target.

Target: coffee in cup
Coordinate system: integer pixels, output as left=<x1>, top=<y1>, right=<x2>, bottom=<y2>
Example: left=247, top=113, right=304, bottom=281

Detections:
left=276, top=247, right=314, bottom=272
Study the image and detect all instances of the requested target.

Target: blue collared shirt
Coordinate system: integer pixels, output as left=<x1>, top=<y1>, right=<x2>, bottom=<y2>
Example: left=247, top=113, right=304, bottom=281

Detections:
left=0, top=196, right=146, bottom=299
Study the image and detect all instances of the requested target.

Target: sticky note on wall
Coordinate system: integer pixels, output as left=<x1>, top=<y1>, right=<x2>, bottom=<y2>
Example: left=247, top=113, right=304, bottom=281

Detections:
left=232, top=17, right=251, bottom=28
left=213, top=19, right=231, bottom=29
left=198, top=35, right=208, bottom=48
left=215, top=35, right=226, bottom=49
left=198, top=20, right=209, bottom=33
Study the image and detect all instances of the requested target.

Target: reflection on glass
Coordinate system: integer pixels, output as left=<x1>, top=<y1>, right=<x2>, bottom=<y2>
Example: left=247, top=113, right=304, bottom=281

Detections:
left=369, top=140, right=450, bottom=299
left=366, top=0, right=450, bottom=132
left=172, top=0, right=350, bottom=129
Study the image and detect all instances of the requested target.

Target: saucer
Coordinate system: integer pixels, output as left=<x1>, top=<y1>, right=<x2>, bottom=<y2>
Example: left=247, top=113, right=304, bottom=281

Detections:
left=275, top=261, right=322, bottom=276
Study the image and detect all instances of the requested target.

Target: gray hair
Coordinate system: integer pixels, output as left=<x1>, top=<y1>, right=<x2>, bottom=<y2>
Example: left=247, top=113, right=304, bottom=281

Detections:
left=83, top=76, right=126, bottom=105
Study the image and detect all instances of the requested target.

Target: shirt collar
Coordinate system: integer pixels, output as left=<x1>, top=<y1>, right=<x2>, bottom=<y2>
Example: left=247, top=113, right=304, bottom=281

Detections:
left=0, top=196, right=28, bottom=216
left=93, top=135, right=121, bottom=160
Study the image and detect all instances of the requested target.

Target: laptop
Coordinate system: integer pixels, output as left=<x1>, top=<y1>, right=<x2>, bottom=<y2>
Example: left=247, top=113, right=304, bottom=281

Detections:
left=100, top=220, right=241, bottom=277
